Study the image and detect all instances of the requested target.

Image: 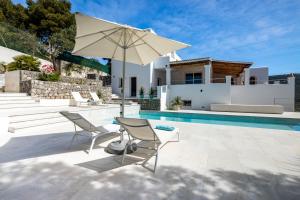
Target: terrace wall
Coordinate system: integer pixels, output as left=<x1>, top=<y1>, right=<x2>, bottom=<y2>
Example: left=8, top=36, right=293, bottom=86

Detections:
left=158, top=77, right=295, bottom=112
left=20, top=80, right=111, bottom=102
left=167, top=83, right=231, bottom=110
left=230, top=77, right=295, bottom=111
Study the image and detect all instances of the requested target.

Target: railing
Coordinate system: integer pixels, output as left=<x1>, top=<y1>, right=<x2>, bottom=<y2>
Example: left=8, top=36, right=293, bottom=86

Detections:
left=268, top=79, right=288, bottom=84
left=171, top=79, right=203, bottom=85
left=169, top=78, right=290, bottom=85
left=231, top=78, right=289, bottom=85
left=211, top=78, right=226, bottom=83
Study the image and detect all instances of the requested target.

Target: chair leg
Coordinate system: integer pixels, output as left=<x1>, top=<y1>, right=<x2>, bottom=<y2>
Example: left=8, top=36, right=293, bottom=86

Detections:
left=141, top=148, right=159, bottom=173
left=88, top=137, right=97, bottom=155
left=69, top=124, right=78, bottom=149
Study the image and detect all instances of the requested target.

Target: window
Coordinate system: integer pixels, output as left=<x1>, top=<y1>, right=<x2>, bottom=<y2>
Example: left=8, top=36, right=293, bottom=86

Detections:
left=194, top=73, right=202, bottom=84
left=231, top=77, right=234, bottom=85
left=183, top=100, right=192, bottom=107
left=185, top=73, right=202, bottom=84
left=185, top=73, right=193, bottom=84
left=119, top=78, right=123, bottom=88
left=249, top=76, right=256, bottom=85
left=87, top=74, right=96, bottom=79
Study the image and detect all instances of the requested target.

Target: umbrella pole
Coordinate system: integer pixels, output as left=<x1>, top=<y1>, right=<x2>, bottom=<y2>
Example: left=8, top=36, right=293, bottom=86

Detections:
left=121, top=47, right=126, bottom=117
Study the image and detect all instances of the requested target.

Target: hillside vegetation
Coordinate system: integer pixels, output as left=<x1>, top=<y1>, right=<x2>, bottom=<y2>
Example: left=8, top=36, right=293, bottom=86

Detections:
left=0, top=0, right=75, bottom=68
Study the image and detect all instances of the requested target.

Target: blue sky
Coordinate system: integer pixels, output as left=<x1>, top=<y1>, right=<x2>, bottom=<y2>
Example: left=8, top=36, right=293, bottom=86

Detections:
left=13, top=0, right=300, bottom=75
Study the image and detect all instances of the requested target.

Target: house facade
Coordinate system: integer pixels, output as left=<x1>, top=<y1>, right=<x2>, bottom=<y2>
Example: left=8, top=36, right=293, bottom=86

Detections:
left=111, top=52, right=180, bottom=98
left=111, top=55, right=295, bottom=112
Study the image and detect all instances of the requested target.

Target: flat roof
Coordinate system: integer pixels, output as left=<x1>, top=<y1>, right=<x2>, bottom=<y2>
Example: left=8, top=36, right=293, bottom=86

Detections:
left=170, top=57, right=253, bottom=66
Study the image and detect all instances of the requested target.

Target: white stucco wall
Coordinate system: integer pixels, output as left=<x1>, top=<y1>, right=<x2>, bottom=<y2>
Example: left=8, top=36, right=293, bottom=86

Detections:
left=0, top=46, right=52, bottom=66
left=167, top=83, right=231, bottom=110
left=157, top=85, right=169, bottom=110
left=153, top=56, right=170, bottom=69
left=111, top=60, right=152, bottom=98
left=249, top=67, right=269, bottom=84
left=111, top=55, right=173, bottom=98
left=231, top=77, right=295, bottom=111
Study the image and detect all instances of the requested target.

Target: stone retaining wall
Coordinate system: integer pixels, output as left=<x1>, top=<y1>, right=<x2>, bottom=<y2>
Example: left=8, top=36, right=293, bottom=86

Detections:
left=138, top=99, right=160, bottom=110
left=21, top=80, right=111, bottom=102
left=20, top=70, right=40, bottom=81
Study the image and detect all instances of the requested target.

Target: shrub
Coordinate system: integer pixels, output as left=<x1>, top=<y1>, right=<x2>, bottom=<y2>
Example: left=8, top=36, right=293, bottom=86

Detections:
left=170, top=96, right=183, bottom=110
left=38, top=72, right=60, bottom=82
left=40, top=64, right=55, bottom=74
left=139, top=87, right=144, bottom=99
left=7, top=55, right=40, bottom=71
left=149, top=87, right=155, bottom=99
left=0, top=62, right=7, bottom=73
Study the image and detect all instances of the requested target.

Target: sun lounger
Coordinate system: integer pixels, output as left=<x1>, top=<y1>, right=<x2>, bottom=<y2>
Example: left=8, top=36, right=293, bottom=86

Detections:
left=115, top=117, right=179, bottom=173
left=71, top=92, right=90, bottom=106
left=60, top=111, right=120, bottom=155
left=89, top=92, right=104, bottom=105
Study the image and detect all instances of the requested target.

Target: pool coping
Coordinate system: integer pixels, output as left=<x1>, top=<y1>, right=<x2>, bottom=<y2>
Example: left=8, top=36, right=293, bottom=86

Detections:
left=141, top=109, right=300, bottom=120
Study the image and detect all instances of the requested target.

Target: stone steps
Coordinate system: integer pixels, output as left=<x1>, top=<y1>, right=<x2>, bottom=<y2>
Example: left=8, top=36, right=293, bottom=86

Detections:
left=0, top=92, right=72, bottom=132
left=9, top=114, right=69, bottom=133
left=0, top=93, right=40, bottom=109
left=9, top=112, right=62, bottom=123
left=0, top=99, right=36, bottom=104
left=0, top=103, right=43, bottom=109
left=0, top=93, right=28, bottom=97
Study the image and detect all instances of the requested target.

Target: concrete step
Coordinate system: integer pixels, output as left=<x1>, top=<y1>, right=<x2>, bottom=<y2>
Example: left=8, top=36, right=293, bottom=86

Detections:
left=0, top=93, right=28, bottom=97
left=2, top=105, right=78, bottom=116
left=9, top=116, right=69, bottom=133
left=0, top=103, right=41, bottom=109
left=0, top=99, right=36, bottom=104
left=9, top=112, right=62, bottom=123
left=13, top=121, right=74, bottom=135
left=0, top=96, right=33, bottom=101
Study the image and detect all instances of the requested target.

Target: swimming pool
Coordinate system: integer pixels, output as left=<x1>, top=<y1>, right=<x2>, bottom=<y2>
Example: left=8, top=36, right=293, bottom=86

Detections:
left=129, top=111, right=300, bottom=132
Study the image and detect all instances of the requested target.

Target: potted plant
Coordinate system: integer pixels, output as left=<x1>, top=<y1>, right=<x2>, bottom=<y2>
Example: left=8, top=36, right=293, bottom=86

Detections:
left=149, top=87, right=155, bottom=99
left=171, top=96, right=183, bottom=110
left=139, top=87, right=144, bottom=99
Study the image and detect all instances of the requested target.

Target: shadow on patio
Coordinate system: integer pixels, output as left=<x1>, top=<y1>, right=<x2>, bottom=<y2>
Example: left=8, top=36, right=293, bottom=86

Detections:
left=0, top=160, right=299, bottom=200
left=0, top=131, right=119, bottom=163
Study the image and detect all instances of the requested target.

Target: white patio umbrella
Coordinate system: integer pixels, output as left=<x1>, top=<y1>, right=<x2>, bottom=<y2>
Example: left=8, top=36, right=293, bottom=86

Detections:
left=73, top=13, right=190, bottom=117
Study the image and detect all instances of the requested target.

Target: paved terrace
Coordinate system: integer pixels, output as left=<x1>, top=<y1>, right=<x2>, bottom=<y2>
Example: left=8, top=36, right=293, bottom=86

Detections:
left=0, top=117, right=300, bottom=199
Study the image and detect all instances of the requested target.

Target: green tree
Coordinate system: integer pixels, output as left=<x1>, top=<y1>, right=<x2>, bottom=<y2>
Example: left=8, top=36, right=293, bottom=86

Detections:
left=0, top=22, right=46, bottom=59
left=7, top=55, right=41, bottom=71
left=26, top=0, right=74, bottom=41
left=0, top=0, right=28, bottom=29
left=46, top=25, right=75, bottom=68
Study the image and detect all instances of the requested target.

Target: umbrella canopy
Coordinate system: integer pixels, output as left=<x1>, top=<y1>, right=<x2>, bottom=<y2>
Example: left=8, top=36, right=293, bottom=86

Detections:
left=72, top=13, right=190, bottom=116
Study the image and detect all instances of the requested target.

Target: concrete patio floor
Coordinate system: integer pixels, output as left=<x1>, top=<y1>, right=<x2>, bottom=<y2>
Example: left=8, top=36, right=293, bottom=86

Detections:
left=0, top=119, right=300, bottom=200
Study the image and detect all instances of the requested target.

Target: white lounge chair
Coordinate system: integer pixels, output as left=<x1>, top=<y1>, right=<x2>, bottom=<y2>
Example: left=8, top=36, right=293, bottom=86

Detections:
left=71, top=92, right=89, bottom=106
left=89, top=91, right=104, bottom=105
left=60, top=111, right=120, bottom=155
left=115, top=117, right=179, bottom=173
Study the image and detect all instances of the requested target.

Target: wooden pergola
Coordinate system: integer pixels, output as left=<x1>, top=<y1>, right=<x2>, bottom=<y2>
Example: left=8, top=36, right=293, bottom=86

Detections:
left=170, top=58, right=252, bottom=83
left=212, top=60, right=252, bottom=82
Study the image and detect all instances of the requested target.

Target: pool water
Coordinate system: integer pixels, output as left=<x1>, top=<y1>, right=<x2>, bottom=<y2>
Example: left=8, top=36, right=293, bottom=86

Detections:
left=127, top=111, right=300, bottom=132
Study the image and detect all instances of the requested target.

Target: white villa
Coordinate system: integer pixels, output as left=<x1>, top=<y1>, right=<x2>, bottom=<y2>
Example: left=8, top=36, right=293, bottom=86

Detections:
left=111, top=53, right=295, bottom=112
